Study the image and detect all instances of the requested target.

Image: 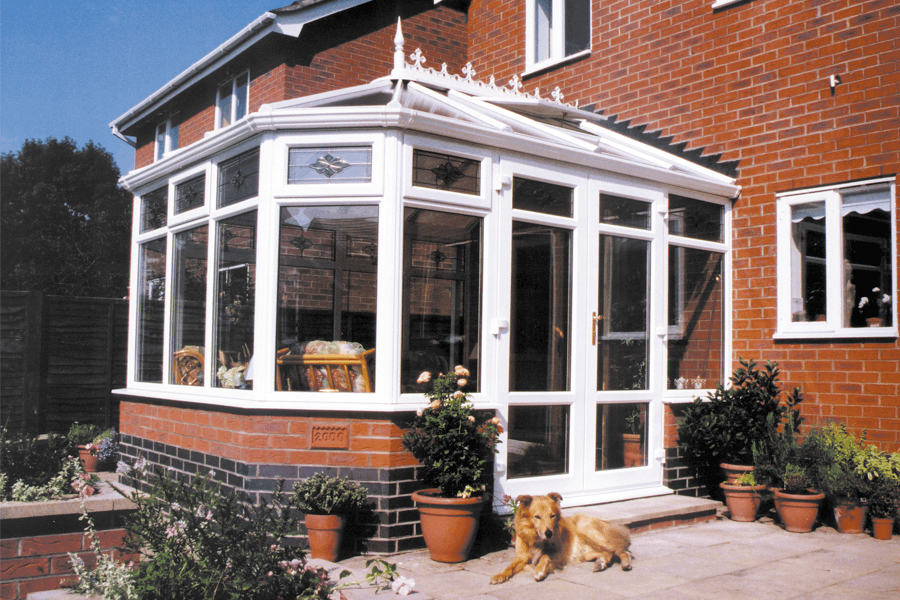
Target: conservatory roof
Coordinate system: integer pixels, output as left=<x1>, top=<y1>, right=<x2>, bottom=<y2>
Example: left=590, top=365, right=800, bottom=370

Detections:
left=120, top=22, right=740, bottom=199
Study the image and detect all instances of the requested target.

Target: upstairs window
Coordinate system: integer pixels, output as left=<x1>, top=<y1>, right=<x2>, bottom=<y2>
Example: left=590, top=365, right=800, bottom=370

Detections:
left=527, top=0, right=590, bottom=72
left=777, top=179, right=896, bottom=337
left=216, top=71, right=249, bottom=129
left=155, top=117, right=179, bottom=162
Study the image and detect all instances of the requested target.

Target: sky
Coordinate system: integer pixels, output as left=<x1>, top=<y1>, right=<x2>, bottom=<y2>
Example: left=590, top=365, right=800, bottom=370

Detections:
left=1, top=1, right=281, bottom=174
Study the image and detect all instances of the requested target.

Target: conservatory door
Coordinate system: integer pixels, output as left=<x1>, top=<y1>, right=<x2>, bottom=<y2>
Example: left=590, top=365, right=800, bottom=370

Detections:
left=496, top=160, right=665, bottom=504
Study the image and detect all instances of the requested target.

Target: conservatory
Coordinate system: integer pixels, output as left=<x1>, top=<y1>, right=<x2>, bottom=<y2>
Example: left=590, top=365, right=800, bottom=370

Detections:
left=118, top=30, right=740, bottom=508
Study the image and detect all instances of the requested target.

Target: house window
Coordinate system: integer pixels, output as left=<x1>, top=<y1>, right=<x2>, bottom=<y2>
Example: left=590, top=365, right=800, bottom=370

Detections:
left=275, top=206, right=378, bottom=392
left=174, top=174, right=205, bottom=215
left=170, top=225, right=208, bottom=385
left=217, top=148, right=259, bottom=208
left=777, top=180, right=895, bottom=335
left=155, top=118, right=179, bottom=161
left=527, top=0, right=590, bottom=71
left=412, top=150, right=480, bottom=195
left=287, top=147, right=372, bottom=184
left=140, top=186, right=168, bottom=233
left=136, top=238, right=166, bottom=383
left=401, top=208, right=482, bottom=393
left=216, top=71, right=249, bottom=129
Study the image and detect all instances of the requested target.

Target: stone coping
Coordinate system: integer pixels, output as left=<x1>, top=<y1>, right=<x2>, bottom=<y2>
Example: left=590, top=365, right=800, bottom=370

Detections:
left=0, top=473, right=136, bottom=521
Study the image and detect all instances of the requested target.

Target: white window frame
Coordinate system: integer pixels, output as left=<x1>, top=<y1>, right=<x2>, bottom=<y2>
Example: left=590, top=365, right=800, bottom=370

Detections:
left=154, top=116, right=179, bottom=162
left=215, top=70, right=250, bottom=130
left=524, top=0, right=591, bottom=75
left=775, top=178, right=897, bottom=339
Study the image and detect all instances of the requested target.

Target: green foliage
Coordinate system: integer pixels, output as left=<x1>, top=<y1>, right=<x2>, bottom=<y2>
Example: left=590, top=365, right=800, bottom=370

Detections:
left=293, top=473, right=368, bottom=515
left=0, top=427, right=71, bottom=498
left=401, top=367, right=502, bottom=497
left=678, top=358, right=803, bottom=478
left=802, top=423, right=872, bottom=500
left=733, top=472, right=757, bottom=486
left=69, top=506, right=138, bottom=600
left=67, top=422, right=104, bottom=447
left=1, top=137, right=132, bottom=297
left=5, top=456, right=98, bottom=502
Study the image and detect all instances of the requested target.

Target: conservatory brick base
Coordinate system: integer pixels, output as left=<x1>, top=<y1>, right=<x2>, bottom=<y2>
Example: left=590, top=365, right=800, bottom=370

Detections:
left=118, top=398, right=429, bottom=554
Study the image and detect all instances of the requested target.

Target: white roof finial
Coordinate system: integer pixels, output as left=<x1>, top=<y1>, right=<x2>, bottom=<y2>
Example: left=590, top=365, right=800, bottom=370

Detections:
left=393, top=18, right=405, bottom=74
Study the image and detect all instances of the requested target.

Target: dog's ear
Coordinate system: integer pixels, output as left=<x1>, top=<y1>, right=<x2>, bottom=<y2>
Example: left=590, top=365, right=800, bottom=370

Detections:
left=515, top=495, right=533, bottom=507
left=548, top=492, right=563, bottom=504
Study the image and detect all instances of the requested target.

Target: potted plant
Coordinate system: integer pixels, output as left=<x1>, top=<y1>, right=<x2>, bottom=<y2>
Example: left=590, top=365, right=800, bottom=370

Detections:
left=805, top=423, right=871, bottom=534
left=401, top=367, right=502, bottom=562
left=678, top=359, right=803, bottom=493
left=293, top=473, right=369, bottom=561
left=720, top=472, right=767, bottom=522
left=773, top=463, right=826, bottom=533
left=856, top=445, right=900, bottom=540
left=622, top=408, right=643, bottom=467
left=67, top=422, right=104, bottom=472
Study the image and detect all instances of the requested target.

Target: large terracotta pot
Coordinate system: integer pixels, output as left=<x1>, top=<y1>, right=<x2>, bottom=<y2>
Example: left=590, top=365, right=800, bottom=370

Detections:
left=720, top=482, right=766, bottom=522
left=832, top=497, right=868, bottom=534
left=77, top=445, right=101, bottom=473
left=304, top=513, right=346, bottom=562
left=774, top=489, right=825, bottom=533
left=412, top=489, right=485, bottom=563
left=871, top=516, right=894, bottom=540
left=720, top=463, right=753, bottom=485
left=622, top=433, right=643, bottom=467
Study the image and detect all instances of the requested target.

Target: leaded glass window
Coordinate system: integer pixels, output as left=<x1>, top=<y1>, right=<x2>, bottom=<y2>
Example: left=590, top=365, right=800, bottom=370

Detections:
left=140, top=186, right=167, bottom=233
left=412, top=150, right=480, bottom=195
left=218, top=149, right=259, bottom=208
left=175, top=174, right=205, bottom=214
left=287, top=147, right=372, bottom=184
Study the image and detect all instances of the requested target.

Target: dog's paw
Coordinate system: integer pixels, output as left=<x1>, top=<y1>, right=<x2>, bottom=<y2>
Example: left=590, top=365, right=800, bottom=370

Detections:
left=592, top=558, right=609, bottom=572
left=490, top=574, right=508, bottom=585
left=621, top=563, right=632, bottom=572
left=534, top=569, right=550, bottom=581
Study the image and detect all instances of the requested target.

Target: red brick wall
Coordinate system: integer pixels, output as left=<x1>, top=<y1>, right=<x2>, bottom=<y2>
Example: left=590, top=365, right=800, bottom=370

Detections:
left=469, top=0, right=900, bottom=451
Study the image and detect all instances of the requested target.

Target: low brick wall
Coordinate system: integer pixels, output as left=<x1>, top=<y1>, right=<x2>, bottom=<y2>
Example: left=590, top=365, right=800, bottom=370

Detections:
left=0, top=475, right=137, bottom=600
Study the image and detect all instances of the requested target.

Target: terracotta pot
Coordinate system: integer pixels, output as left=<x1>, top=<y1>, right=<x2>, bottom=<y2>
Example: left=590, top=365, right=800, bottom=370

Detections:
left=871, top=516, right=894, bottom=540
left=304, top=513, right=346, bottom=562
left=720, top=482, right=766, bottom=522
left=412, top=489, right=485, bottom=563
left=622, top=433, right=643, bottom=467
left=720, top=463, right=753, bottom=484
left=77, top=445, right=101, bottom=473
left=866, top=317, right=883, bottom=328
left=774, top=489, right=825, bottom=533
left=832, top=497, right=867, bottom=534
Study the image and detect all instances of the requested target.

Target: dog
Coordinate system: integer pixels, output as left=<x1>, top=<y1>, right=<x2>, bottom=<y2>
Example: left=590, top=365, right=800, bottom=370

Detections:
left=490, top=493, right=632, bottom=584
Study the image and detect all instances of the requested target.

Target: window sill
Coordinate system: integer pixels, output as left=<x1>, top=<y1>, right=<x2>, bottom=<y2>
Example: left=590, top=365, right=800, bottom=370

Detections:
left=773, top=327, right=898, bottom=341
left=523, top=49, right=591, bottom=79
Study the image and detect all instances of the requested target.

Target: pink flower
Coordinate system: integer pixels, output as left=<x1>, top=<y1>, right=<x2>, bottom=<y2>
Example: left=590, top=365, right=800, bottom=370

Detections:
left=457, top=378, right=467, bottom=388
left=454, top=365, right=470, bottom=377
left=391, top=576, right=415, bottom=596
left=80, top=485, right=95, bottom=498
left=417, top=371, right=432, bottom=384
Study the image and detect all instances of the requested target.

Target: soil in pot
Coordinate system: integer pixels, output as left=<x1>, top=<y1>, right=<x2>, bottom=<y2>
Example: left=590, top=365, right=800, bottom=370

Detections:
left=832, top=498, right=868, bottom=534
left=774, top=489, right=825, bottom=533
left=871, top=517, right=894, bottom=541
left=304, top=513, right=346, bottom=562
left=413, top=489, right=485, bottom=563
left=720, top=482, right=766, bottom=522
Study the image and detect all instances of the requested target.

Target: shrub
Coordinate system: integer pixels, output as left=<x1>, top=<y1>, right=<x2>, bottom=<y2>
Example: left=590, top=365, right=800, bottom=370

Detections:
left=293, top=473, right=368, bottom=515
left=0, top=427, right=70, bottom=498
left=67, top=422, right=103, bottom=448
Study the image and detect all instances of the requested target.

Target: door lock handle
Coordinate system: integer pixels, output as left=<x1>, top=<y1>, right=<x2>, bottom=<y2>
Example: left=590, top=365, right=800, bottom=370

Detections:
left=591, top=312, right=603, bottom=345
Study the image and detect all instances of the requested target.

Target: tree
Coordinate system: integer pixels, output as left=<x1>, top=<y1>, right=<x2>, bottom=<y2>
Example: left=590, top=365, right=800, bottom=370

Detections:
left=1, top=137, right=132, bottom=297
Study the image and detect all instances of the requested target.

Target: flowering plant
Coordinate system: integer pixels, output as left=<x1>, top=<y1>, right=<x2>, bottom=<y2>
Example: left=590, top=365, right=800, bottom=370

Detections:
left=401, top=367, right=502, bottom=498
left=858, top=287, right=891, bottom=321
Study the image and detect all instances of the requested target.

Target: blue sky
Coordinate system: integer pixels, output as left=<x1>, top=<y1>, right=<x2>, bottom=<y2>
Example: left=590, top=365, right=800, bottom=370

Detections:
left=1, top=1, right=279, bottom=174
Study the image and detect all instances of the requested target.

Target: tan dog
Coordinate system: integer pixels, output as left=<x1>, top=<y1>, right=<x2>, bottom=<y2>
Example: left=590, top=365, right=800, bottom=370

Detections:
left=490, top=493, right=632, bottom=584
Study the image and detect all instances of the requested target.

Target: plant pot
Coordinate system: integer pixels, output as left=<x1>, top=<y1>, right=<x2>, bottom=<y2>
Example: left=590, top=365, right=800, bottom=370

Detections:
left=622, top=433, right=643, bottom=467
left=866, top=317, right=883, bottom=328
left=871, top=516, right=894, bottom=540
left=77, top=445, right=101, bottom=472
left=720, top=482, right=766, bottom=522
left=774, top=489, right=824, bottom=533
left=412, top=489, right=485, bottom=563
left=304, top=513, right=346, bottom=562
left=832, top=497, right=867, bottom=534
left=720, top=463, right=753, bottom=484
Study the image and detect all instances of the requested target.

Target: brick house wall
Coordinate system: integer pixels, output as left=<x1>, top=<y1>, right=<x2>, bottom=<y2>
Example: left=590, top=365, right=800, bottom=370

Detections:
left=468, top=0, right=900, bottom=454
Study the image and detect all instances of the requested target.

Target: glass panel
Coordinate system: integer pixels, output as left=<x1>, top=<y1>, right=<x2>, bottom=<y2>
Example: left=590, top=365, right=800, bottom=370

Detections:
left=667, top=247, right=724, bottom=389
left=276, top=206, right=378, bottom=392
left=534, top=0, right=552, bottom=63
left=155, top=124, right=165, bottom=161
left=843, top=193, right=892, bottom=328
left=508, top=405, right=569, bottom=479
left=213, top=212, right=256, bottom=389
left=412, top=150, right=480, bottom=195
left=513, top=177, right=573, bottom=217
left=401, top=209, right=482, bottom=393
left=217, top=81, right=232, bottom=128
left=170, top=225, right=208, bottom=385
left=668, top=195, right=723, bottom=242
left=790, top=202, right=826, bottom=322
left=218, top=148, right=259, bottom=208
left=565, top=0, right=590, bottom=56
left=599, top=194, right=650, bottom=229
left=174, top=174, right=205, bottom=215
left=169, top=122, right=179, bottom=153
left=596, top=403, right=648, bottom=471
left=136, top=238, right=166, bottom=383
left=510, top=221, right=571, bottom=392
left=597, top=236, right=649, bottom=391
left=140, top=187, right=167, bottom=233
left=234, top=73, right=248, bottom=122
left=288, top=147, right=372, bottom=184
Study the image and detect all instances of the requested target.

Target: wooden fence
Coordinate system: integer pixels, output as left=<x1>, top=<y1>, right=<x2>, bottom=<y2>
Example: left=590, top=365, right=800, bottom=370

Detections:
left=1, top=291, right=128, bottom=434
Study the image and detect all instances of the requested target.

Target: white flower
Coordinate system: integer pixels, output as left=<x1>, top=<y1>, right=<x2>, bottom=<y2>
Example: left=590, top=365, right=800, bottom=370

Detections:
left=209, top=470, right=216, bottom=477
left=454, top=365, right=470, bottom=377
left=391, top=576, right=415, bottom=596
left=417, top=371, right=432, bottom=384
left=457, top=378, right=467, bottom=388
left=859, top=297, right=869, bottom=309
left=115, top=460, right=131, bottom=475
left=453, top=390, right=464, bottom=398
left=171, top=502, right=181, bottom=512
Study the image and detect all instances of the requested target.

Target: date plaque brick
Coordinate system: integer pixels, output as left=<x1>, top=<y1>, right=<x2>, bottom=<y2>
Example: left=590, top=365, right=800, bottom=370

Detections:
left=310, top=424, right=349, bottom=449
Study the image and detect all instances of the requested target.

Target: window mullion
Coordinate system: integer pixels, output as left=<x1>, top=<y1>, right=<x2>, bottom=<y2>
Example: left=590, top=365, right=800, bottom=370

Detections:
left=825, top=192, right=843, bottom=327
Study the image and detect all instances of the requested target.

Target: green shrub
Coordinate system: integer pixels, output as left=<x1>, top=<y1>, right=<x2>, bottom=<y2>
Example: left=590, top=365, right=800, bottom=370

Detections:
left=293, top=473, right=368, bottom=515
left=67, top=422, right=104, bottom=448
left=0, top=427, right=70, bottom=499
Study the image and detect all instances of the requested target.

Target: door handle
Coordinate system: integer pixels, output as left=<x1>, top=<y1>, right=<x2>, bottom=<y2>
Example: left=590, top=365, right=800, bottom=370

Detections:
left=591, top=312, right=603, bottom=345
